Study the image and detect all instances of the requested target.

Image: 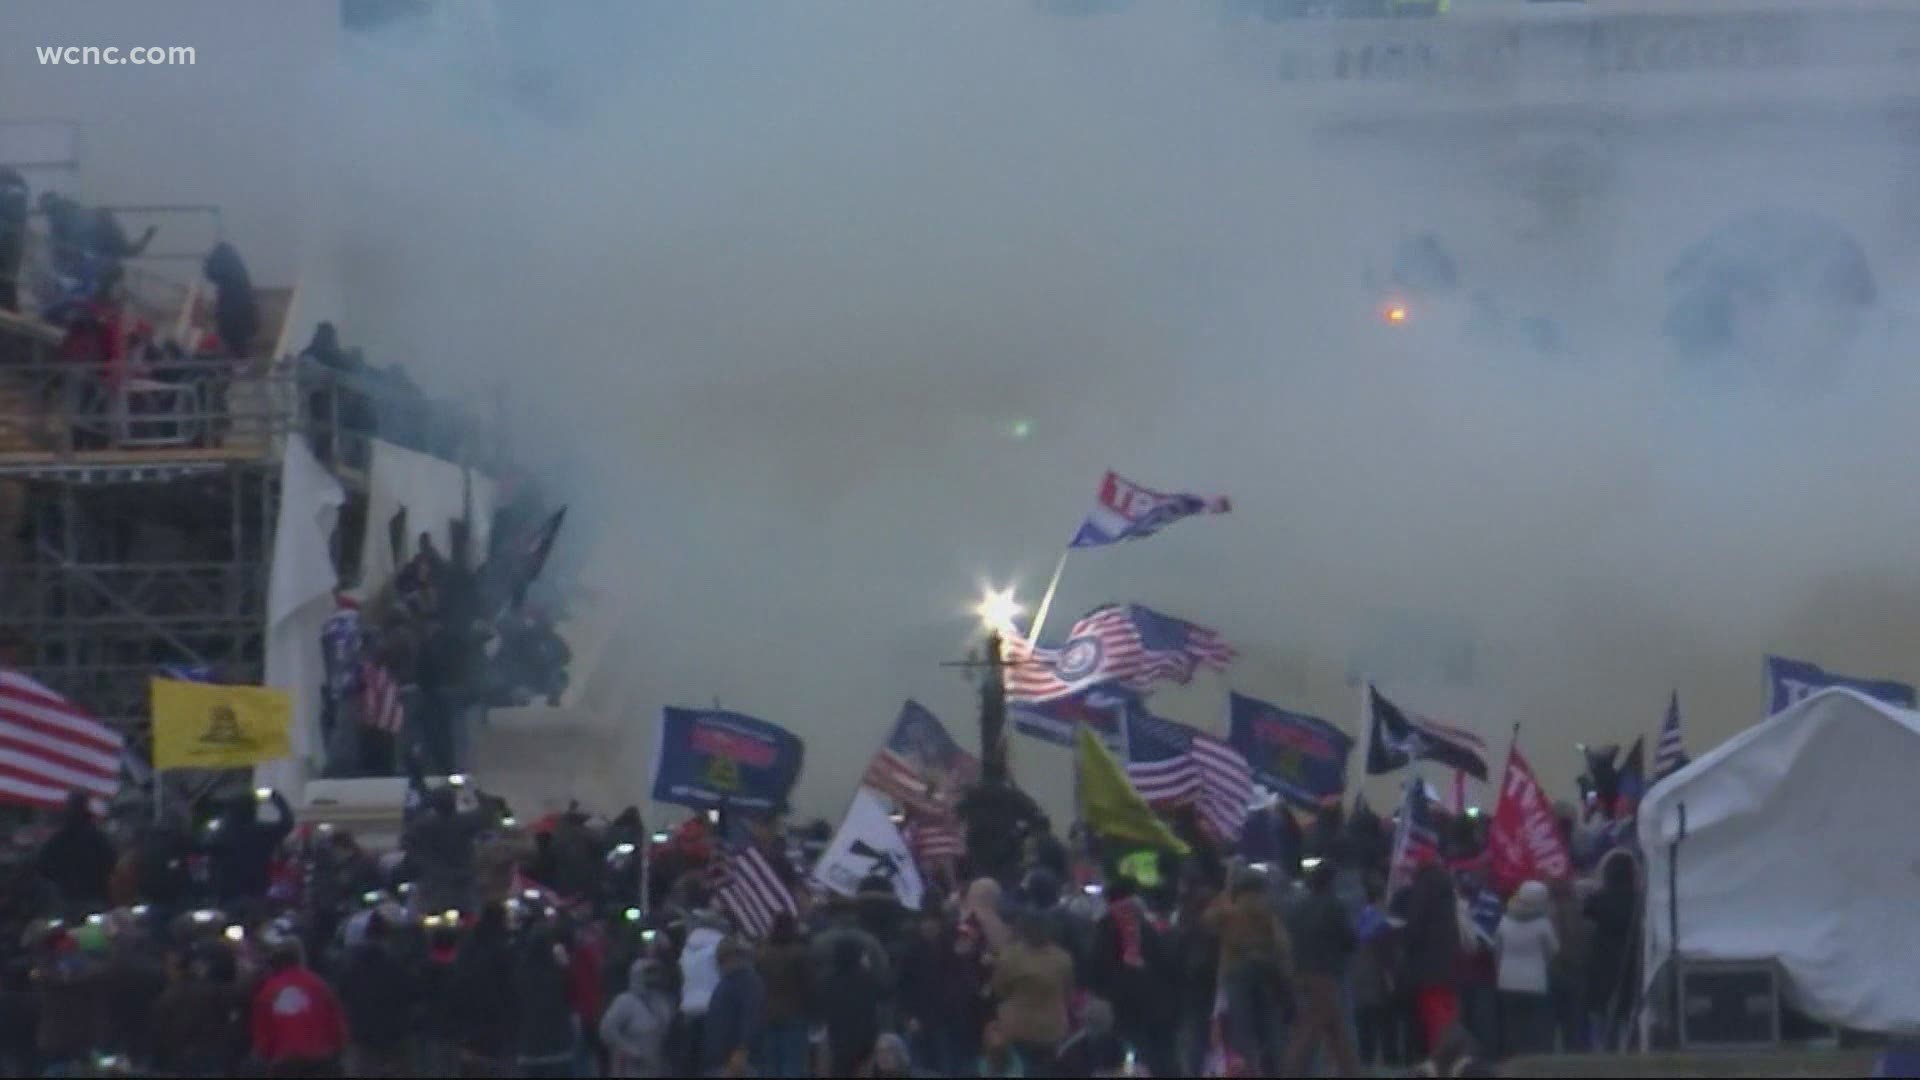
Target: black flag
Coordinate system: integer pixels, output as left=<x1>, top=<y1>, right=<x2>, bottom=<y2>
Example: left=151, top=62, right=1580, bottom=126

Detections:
left=1364, top=684, right=1489, bottom=781
left=510, top=507, right=567, bottom=608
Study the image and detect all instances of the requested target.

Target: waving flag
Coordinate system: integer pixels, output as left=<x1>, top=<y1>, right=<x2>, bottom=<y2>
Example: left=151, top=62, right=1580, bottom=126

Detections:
left=1123, top=707, right=1254, bottom=844
left=0, top=670, right=123, bottom=811
left=1488, top=743, right=1572, bottom=894
left=1075, top=726, right=1189, bottom=854
left=1364, top=684, right=1489, bottom=781
left=1765, top=654, right=1914, bottom=715
left=1226, top=693, right=1352, bottom=811
left=361, top=660, right=406, bottom=734
left=903, top=812, right=966, bottom=869
left=1069, top=470, right=1231, bottom=549
left=1386, top=776, right=1441, bottom=898
left=1615, top=737, right=1646, bottom=817
left=860, top=700, right=978, bottom=816
left=716, top=843, right=797, bottom=940
left=1010, top=684, right=1133, bottom=749
left=1005, top=604, right=1234, bottom=704
left=1654, top=691, right=1689, bottom=781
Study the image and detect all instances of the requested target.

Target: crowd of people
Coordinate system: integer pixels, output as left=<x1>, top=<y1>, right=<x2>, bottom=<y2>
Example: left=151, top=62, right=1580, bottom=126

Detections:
left=0, top=756, right=1651, bottom=1079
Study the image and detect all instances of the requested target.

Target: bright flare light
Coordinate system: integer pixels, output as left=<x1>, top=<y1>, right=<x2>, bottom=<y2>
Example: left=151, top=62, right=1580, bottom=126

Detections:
left=1383, top=302, right=1409, bottom=325
left=974, top=586, right=1023, bottom=633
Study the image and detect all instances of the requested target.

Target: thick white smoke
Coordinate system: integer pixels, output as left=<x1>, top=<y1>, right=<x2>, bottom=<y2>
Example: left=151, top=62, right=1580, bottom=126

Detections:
left=301, top=2, right=1920, bottom=818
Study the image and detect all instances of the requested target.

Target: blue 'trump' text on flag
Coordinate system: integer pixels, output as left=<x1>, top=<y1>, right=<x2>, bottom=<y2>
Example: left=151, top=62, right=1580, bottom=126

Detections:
left=1068, top=471, right=1231, bottom=549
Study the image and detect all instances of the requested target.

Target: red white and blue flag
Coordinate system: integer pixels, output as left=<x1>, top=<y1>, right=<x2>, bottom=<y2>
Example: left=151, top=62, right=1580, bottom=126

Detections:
left=1069, top=471, right=1231, bottom=549
left=1009, top=684, right=1133, bottom=750
left=360, top=660, right=406, bottom=734
left=716, top=843, right=797, bottom=940
left=860, top=700, right=978, bottom=816
left=1654, top=691, right=1690, bottom=781
left=1123, top=706, right=1254, bottom=844
left=1386, top=776, right=1442, bottom=899
left=1005, top=604, right=1234, bottom=704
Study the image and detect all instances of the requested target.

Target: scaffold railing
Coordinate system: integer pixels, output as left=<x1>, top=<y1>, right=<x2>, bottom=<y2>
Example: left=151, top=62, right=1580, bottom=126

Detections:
left=0, top=352, right=506, bottom=480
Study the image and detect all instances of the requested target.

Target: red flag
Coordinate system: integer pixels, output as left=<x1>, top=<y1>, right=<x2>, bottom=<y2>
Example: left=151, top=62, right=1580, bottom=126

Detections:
left=1488, top=744, right=1573, bottom=895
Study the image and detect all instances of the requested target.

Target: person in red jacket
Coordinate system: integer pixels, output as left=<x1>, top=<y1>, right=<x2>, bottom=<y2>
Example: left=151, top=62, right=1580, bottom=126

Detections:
left=250, top=940, right=348, bottom=1078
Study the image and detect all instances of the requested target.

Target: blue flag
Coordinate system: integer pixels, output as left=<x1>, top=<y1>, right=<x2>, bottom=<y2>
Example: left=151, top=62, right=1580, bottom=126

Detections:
left=1227, top=692, right=1353, bottom=811
left=1765, top=655, right=1915, bottom=716
left=1010, top=685, right=1134, bottom=750
left=651, top=707, right=805, bottom=815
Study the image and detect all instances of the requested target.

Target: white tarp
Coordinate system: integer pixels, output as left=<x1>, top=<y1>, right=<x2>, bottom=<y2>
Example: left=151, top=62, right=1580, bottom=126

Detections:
left=1638, top=687, right=1920, bottom=1034
left=257, top=436, right=345, bottom=797
left=358, top=439, right=493, bottom=597
left=812, top=788, right=926, bottom=911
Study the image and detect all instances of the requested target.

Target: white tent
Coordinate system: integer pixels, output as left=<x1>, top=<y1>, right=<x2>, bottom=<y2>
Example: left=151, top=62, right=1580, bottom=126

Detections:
left=1638, top=687, right=1920, bottom=1035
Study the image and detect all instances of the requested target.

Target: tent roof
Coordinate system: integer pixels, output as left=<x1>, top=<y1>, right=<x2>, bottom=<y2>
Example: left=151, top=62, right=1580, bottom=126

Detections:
left=1638, top=688, right=1920, bottom=1034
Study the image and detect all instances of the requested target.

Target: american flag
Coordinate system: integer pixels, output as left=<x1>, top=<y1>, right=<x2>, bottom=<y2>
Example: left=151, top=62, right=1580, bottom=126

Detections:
left=860, top=700, right=978, bottom=816
left=0, top=670, right=123, bottom=811
left=1123, top=707, right=1254, bottom=844
left=1386, top=777, right=1441, bottom=899
left=1004, top=604, right=1234, bottom=704
left=902, top=812, right=966, bottom=867
left=715, top=844, right=797, bottom=940
left=1655, top=691, right=1690, bottom=781
left=360, top=660, right=406, bottom=734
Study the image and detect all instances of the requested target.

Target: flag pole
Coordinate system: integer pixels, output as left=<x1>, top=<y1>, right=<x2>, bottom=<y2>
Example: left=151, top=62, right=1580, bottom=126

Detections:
left=1026, top=548, right=1072, bottom=646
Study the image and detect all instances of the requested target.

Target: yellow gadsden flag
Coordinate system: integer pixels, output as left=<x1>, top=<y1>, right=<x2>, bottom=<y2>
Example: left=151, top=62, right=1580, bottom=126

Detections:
left=151, top=678, right=292, bottom=771
left=1075, top=725, right=1189, bottom=855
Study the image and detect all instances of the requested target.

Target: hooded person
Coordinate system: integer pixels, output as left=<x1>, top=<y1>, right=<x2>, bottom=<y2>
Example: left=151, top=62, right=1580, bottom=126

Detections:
left=1495, top=880, right=1559, bottom=1058
left=335, top=913, right=418, bottom=1076
left=35, top=791, right=116, bottom=914
left=672, top=907, right=721, bottom=1068
left=600, top=956, right=676, bottom=1078
left=201, top=241, right=258, bottom=358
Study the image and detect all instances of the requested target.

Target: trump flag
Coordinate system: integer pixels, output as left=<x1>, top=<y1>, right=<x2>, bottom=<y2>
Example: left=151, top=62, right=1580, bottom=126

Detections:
left=1764, top=654, right=1914, bottom=716
left=651, top=707, right=805, bottom=815
left=1227, top=692, right=1352, bottom=811
left=1487, top=743, right=1572, bottom=895
left=1069, top=471, right=1231, bottom=548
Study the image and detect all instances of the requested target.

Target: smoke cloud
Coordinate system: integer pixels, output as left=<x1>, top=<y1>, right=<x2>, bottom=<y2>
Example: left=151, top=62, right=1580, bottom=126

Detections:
left=303, top=2, right=1920, bottom=818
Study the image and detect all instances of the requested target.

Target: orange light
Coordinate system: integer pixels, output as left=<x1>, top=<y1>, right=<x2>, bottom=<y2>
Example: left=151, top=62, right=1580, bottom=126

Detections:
left=1384, top=303, right=1409, bottom=325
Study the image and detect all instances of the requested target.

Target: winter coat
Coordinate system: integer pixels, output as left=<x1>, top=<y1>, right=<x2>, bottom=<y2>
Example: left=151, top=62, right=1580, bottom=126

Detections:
left=678, top=924, right=724, bottom=1015
left=250, top=966, right=348, bottom=1065
left=1289, top=890, right=1358, bottom=978
left=701, top=965, right=766, bottom=1075
left=451, top=935, right=517, bottom=1058
left=990, top=940, right=1074, bottom=1047
left=818, top=963, right=884, bottom=1072
left=513, top=944, right=580, bottom=1063
left=599, top=959, right=674, bottom=1078
left=1205, top=891, right=1292, bottom=976
left=35, top=819, right=115, bottom=910
left=756, top=940, right=813, bottom=1025
left=1495, top=882, right=1559, bottom=996
left=149, top=980, right=247, bottom=1076
left=337, top=942, right=417, bottom=1049
left=1402, top=878, right=1464, bottom=991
